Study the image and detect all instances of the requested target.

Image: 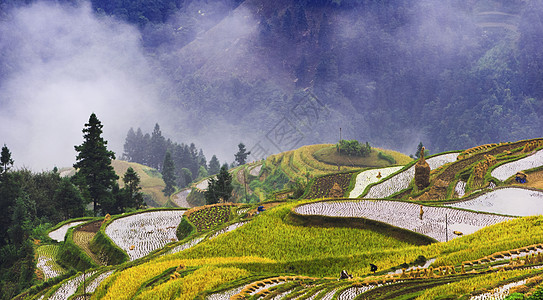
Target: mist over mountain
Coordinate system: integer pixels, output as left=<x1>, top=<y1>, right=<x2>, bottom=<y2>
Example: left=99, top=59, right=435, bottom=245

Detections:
left=1, top=0, right=542, bottom=170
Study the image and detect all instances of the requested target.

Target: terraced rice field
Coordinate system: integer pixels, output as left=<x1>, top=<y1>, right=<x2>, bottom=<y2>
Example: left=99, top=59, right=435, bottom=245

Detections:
left=305, top=172, right=354, bottom=199
left=73, top=230, right=105, bottom=265
left=48, top=221, right=86, bottom=242
left=364, top=153, right=459, bottom=199
left=349, top=166, right=403, bottom=198
left=195, top=179, right=210, bottom=190
left=167, top=236, right=205, bottom=255
left=48, top=271, right=96, bottom=300
left=455, top=181, right=467, bottom=197
left=491, top=149, right=543, bottom=181
left=295, top=200, right=512, bottom=242
left=271, top=144, right=366, bottom=181
left=209, top=221, right=248, bottom=239
left=470, top=279, right=527, bottom=300
left=206, top=286, right=244, bottom=300
left=36, top=245, right=65, bottom=280
left=208, top=277, right=387, bottom=300
left=447, top=187, right=543, bottom=216
left=105, top=210, right=185, bottom=260
left=86, top=270, right=115, bottom=293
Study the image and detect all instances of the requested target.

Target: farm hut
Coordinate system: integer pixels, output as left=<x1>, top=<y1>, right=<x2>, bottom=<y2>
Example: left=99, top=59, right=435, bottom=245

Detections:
left=515, top=172, right=527, bottom=184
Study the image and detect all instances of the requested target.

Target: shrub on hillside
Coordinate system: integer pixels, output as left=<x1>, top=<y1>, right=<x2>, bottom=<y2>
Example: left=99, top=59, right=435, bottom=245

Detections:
left=336, top=140, right=371, bottom=157
left=378, top=152, right=396, bottom=164
left=176, top=217, right=196, bottom=240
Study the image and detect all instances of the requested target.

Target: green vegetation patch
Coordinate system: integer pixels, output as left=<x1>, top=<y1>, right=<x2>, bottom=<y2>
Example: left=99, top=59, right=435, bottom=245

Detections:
left=288, top=208, right=436, bottom=246
left=58, top=223, right=100, bottom=271
left=186, top=205, right=233, bottom=232
left=304, top=172, right=355, bottom=199
left=175, top=202, right=416, bottom=277
left=313, top=146, right=411, bottom=168
left=176, top=217, right=196, bottom=240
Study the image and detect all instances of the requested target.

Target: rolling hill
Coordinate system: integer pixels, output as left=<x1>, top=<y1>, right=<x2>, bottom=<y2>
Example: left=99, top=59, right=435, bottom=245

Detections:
left=61, top=160, right=172, bottom=208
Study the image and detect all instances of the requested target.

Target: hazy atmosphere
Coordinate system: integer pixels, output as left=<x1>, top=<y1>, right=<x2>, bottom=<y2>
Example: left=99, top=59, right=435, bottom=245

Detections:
left=5, top=1, right=543, bottom=299
left=1, top=0, right=541, bottom=170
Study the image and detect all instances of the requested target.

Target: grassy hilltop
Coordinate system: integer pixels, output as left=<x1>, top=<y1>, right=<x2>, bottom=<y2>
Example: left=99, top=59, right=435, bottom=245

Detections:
left=186, top=143, right=412, bottom=206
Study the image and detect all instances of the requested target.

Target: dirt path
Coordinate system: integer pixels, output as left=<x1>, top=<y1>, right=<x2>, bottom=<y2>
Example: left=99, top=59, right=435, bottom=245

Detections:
left=172, top=188, right=193, bottom=208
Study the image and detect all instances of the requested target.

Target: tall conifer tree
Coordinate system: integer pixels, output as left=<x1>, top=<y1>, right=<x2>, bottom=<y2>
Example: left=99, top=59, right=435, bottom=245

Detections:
left=162, top=151, right=177, bottom=196
left=208, top=155, right=221, bottom=175
left=204, top=165, right=232, bottom=205
left=73, top=113, right=118, bottom=216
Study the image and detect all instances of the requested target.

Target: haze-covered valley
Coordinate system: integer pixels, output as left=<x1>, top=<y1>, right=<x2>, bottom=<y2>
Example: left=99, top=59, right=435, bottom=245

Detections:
left=1, top=0, right=542, bottom=170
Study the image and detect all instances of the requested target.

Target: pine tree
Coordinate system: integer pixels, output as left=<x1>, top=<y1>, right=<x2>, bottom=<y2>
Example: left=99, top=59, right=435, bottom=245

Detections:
left=188, top=143, right=199, bottom=179
left=7, top=194, right=34, bottom=246
left=208, top=155, right=220, bottom=175
left=122, top=167, right=145, bottom=210
left=198, top=166, right=208, bottom=179
left=73, top=113, right=118, bottom=216
left=134, top=128, right=146, bottom=164
left=54, top=178, right=85, bottom=220
left=1, top=144, right=14, bottom=175
left=122, top=128, right=136, bottom=161
left=180, top=168, right=193, bottom=188
left=415, top=142, right=424, bottom=158
left=234, top=143, right=251, bottom=166
left=204, top=165, right=232, bottom=205
left=150, top=123, right=167, bottom=170
left=198, top=149, right=207, bottom=170
left=162, top=151, right=176, bottom=196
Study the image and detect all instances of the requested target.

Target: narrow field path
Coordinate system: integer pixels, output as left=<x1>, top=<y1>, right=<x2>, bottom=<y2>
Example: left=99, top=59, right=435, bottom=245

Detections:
left=172, top=188, right=193, bottom=208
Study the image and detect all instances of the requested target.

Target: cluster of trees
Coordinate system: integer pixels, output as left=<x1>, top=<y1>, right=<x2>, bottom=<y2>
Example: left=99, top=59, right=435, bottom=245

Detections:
left=336, top=139, right=371, bottom=157
left=204, top=165, right=233, bottom=205
left=123, top=125, right=252, bottom=197
left=167, top=0, right=543, bottom=154
left=74, top=113, right=145, bottom=216
left=0, top=114, right=147, bottom=298
left=412, top=142, right=430, bottom=159
left=122, top=124, right=220, bottom=192
left=0, top=146, right=67, bottom=299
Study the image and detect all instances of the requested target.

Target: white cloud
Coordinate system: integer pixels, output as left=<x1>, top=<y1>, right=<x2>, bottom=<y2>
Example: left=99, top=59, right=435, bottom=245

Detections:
left=0, top=1, right=165, bottom=170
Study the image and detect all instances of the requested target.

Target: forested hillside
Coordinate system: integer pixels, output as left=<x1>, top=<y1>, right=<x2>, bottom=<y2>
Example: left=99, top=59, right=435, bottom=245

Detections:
left=2, top=0, right=543, bottom=165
